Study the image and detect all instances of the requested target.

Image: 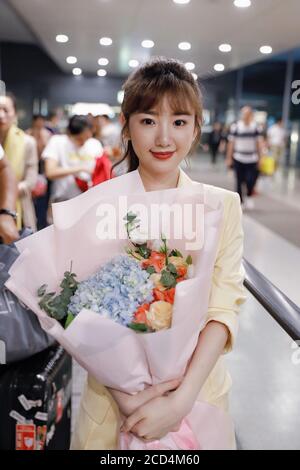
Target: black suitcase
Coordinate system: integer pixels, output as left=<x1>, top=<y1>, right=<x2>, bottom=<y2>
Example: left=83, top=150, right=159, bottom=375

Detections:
left=0, top=344, right=72, bottom=450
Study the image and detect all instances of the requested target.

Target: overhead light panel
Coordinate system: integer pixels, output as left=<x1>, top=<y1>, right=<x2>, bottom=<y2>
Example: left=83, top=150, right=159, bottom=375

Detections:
left=178, top=42, right=191, bottom=51
left=72, top=67, right=82, bottom=76
left=219, top=44, right=232, bottom=53
left=260, top=45, right=273, bottom=54
left=66, top=56, right=77, bottom=64
left=185, top=62, right=195, bottom=71
left=56, top=34, right=69, bottom=43
left=128, top=59, right=139, bottom=68
left=214, top=64, right=225, bottom=72
left=98, top=58, right=109, bottom=66
left=234, top=0, right=251, bottom=7
left=99, top=37, right=113, bottom=46
left=141, top=40, right=154, bottom=48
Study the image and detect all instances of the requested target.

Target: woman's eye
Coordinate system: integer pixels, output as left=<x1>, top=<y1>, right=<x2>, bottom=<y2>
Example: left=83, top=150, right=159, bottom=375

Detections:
left=141, top=118, right=155, bottom=125
left=174, top=120, right=186, bottom=127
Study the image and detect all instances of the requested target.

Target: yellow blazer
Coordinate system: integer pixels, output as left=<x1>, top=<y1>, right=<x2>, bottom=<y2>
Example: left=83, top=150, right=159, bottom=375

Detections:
left=71, top=169, right=247, bottom=450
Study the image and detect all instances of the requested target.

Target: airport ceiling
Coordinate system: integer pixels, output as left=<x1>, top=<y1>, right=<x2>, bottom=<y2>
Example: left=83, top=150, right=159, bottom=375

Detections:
left=1, top=0, right=300, bottom=78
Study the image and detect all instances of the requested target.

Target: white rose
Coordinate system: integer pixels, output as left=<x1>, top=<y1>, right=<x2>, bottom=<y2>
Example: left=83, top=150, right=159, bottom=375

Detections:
left=146, top=301, right=173, bottom=331
left=149, top=239, right=162, bottom=252
left=129, top=228, right=149, bottom=245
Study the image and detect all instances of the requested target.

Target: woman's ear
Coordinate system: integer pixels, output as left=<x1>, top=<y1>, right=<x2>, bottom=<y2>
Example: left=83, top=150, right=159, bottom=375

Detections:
left=119, top=112, right=126, bottom=127
left=193, top=119, right=201, bottom=142
left=120, top=112, right=130, bottom=139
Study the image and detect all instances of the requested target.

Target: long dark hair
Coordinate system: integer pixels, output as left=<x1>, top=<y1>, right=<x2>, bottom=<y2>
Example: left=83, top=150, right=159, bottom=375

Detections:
left=112, top=57, right=203, bottom=174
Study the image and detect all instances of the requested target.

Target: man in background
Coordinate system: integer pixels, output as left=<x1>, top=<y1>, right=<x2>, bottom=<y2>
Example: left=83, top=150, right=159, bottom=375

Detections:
left=226, top=106, right=264, bottom=210
left=267, top=118, right=287, bottom=170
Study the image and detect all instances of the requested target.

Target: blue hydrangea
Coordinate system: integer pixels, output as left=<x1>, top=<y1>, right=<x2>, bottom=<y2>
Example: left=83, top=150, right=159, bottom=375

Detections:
left=67, top=255, right=154, bottom=326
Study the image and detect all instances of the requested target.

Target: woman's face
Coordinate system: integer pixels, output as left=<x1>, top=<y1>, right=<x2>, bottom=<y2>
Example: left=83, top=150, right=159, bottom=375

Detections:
left=0, top=96, right=16, bottom=132
left=127, top=95, right=197, bottom=177
left=71, top=128, right=92, bottom=147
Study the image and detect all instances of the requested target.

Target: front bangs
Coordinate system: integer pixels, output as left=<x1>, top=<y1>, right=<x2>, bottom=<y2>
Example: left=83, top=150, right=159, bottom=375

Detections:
left=133, top=77, right=198, bottom=116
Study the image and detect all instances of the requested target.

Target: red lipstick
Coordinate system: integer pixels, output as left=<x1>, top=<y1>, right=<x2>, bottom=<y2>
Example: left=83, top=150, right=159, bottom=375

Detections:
left=151, top=151, right=175, bottom=160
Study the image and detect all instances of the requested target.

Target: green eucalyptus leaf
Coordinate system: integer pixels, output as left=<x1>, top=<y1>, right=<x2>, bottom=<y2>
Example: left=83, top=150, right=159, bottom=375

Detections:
left=128, top=323, right=148, bottom=332
left=65, top=312, right=75, bottom=329
left=37, top=284, right=48, bottom=297
left=160, top=270, right=177, bottom=288
left=146, top=266, right=156, bottom=275
left=186, top=255, right=193, bottom=265
left=169, top=249, right=183, bottom=258
left=166, top=263, right=177, bottom=275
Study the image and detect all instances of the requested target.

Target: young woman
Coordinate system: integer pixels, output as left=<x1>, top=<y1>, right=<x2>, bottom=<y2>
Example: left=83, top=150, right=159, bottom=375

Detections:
left=71, top=57, right=246, bottom=450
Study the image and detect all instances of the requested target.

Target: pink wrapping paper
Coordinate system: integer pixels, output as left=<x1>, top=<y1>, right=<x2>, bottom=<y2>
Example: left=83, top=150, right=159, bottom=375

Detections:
left=5, top=170, right=234, bottom=449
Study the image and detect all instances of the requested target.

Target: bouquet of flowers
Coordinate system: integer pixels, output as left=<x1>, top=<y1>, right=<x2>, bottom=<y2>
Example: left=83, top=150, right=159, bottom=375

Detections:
left=5, top=170, right=234, bottom=450
left=37, top=211, right=194, bottom=334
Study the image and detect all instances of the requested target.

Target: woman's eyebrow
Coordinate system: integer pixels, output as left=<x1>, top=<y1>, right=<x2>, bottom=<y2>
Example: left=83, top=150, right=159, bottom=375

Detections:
left=140, top=110, right=193, bottom=116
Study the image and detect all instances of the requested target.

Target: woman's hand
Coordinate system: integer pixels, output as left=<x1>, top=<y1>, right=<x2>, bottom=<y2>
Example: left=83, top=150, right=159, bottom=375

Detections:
left=108, top=379, right=181, bottom=418
left=121, top=387, right=194, bottom=441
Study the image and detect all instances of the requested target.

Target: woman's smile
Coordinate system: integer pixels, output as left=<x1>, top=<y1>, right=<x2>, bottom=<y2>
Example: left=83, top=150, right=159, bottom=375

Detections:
left=150, top=150, right=176, bottom=160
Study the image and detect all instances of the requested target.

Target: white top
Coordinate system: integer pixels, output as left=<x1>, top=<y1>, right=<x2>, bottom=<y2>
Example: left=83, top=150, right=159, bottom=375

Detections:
left=229, top=120, right=263, bottom=164
left=0, top=144, right=4, bottom=160
left=42, top=135, right=103, bottom=201
left=267, top=124, right=286, bottom=147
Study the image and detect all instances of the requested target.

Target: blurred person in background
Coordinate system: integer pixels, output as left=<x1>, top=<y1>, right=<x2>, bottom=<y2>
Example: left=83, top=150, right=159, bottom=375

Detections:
left=26, top=114, right=52, bottom=230
left=220, top=124, right=230, bottom=156
left=0, top=144, right=19, bottom=244
left=26, top=114, right=52, bottom=160
left=43, top=114, right=103, bottom=203
left=208, top=122, right=223, bottom=165
left=45, top=110, right=61, bottom=135
left=91, top=114, right=102, bottom=142
left=0, top=93, right=38, bottom=231
left=226, top=106, right=264, bottom=210
left=267, top=118, right=287, bottom=170
left=98, top=114, right=122, bottom=162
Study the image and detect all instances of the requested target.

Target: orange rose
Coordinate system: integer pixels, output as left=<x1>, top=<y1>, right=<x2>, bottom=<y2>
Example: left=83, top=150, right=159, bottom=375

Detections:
left=142, top=251, right=166, bottom=273
left=164, top=288, right=175, bottom=304
left=133, top=303, right=150, bottom=325
left=153, top=288, right=165, bottom=301
left=176, top=266, right=187, bottom=278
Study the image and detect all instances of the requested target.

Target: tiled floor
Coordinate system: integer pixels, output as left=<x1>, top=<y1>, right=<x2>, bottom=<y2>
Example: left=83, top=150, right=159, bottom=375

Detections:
left=71, top=154, right=300, bottom=449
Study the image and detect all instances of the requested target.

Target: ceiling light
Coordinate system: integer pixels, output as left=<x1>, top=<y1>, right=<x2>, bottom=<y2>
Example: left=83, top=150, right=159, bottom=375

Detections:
left=219, top=44, right=232, bottom=53
left=128, top=59, right=139, bottom=68
left=173, top=0, right=190, bottom=4
left=97, top=69, right=107, bottom=77
left=72, top=68, right=82, bottom=76
left=214, top=64, right=225, bottom=72
left=260, top=45, right=273, bottom=54
left=291, top=131, right=298, bottom=144
left=234, top=0, right=251, bottom=7
left=56, top=34, right=69, bottom=43
left=117, top=90, right=124, bottom=104
left=99, top=37, right=113, bottom=46
left=141, top=40, right=154, bottom=48
left=192, top=73, right=198, bottom=80
left=66, top=56, right=77, bottom=64
left=178, top=42, right=191, bottom=51
left=185, top=62, right=195, bottom=71
left=98, top=58, right=109, bottom=66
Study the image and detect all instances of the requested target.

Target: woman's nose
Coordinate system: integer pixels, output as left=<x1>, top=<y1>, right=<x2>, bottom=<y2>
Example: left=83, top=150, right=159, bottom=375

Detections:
left=155, top=123, right=173, bottom=148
